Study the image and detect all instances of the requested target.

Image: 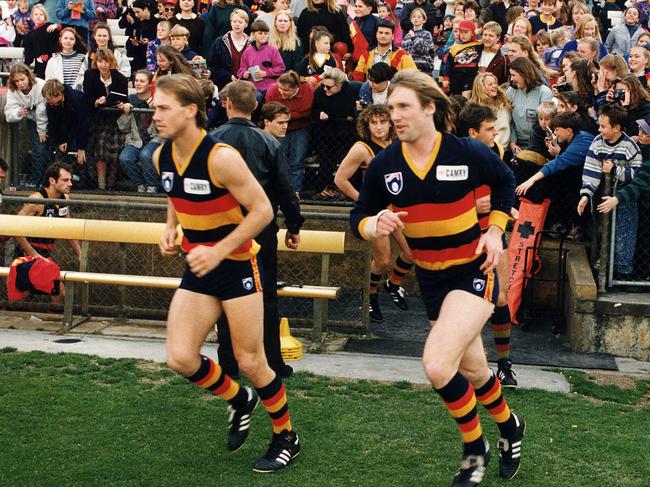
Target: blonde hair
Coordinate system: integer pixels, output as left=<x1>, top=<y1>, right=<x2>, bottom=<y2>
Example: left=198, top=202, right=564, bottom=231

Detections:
left=574, top=15, right=601, bottom=39
left=510, top=16, right=532, bottom=38
left=537, top=100, right=557, bottom=119
left=509, top=35, right=547, bottom=76
left=482, top=21, right=502, bottom=36
left=269, top=9, right=299, bottom=51
left=321, top=67, right=347, bottom=85
left=307, top=0, right=339, bottom=12
left=31, top=4, right=48, bottom=21
left=470, top=73, right=511, bottom=111
left=170, top=24, right=190, bottom=37
left=410, top=7, right=427, bottom=22
left=230, top=8, right=249, bottom=22
left=630, top=45, right=650, bottom=69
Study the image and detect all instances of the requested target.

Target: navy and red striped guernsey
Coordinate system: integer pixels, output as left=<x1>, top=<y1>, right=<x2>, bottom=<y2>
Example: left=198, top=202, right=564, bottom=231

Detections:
left=26, top=187, right=70, bottom=256
left=155, top=130, right=260, bottom=260
left=350, top=132, right=515, bottom=272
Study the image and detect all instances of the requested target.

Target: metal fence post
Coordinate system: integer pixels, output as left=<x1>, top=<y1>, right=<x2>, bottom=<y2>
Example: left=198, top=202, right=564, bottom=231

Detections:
left=597, top=173, right=612, bottom=293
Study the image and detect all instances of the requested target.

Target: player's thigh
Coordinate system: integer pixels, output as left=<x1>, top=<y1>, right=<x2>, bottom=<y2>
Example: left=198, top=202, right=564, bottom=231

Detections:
left=424, top=290, right=494, bottom=372
left=166, top=288, right=222, bottom=358
left=223, top=291, right=266, bottom=357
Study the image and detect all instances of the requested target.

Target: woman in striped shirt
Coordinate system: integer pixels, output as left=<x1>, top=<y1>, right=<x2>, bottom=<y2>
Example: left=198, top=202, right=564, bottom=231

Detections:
left=45, top=27, right=87, bottom=90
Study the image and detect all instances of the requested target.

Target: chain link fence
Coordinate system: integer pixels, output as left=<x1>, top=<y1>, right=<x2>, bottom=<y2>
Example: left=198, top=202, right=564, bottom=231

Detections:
left=0, top=196, right=372, bottom=330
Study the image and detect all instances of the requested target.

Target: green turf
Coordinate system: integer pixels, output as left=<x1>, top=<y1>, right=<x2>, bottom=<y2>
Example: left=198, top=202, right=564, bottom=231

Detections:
left=1, top=350, right=649, bottom=487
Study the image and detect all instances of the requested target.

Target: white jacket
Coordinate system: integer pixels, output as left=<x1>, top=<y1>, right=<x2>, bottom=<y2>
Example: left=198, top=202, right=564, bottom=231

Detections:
left=4, top=77, right=48, bottom=135
left=44, top=52, right=86, bottom=90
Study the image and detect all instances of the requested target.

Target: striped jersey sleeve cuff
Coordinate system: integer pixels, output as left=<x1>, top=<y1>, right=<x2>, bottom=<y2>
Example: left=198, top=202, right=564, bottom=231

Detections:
left=488, top=210, right=509, bottom=231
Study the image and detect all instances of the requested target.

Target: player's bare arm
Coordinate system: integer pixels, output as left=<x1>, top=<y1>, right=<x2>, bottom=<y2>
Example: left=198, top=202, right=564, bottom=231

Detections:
left=334, top=144, right=371, bottom=201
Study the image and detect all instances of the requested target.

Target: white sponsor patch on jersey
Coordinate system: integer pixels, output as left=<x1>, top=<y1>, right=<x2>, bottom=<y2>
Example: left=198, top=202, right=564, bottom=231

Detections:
left=436, top=165, right=468, bottom=181
left=184, top=178, right=211, bottom=195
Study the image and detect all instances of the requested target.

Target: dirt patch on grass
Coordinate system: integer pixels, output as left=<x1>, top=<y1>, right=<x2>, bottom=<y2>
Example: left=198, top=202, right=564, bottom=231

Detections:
left=588, top=372, right=637, bottom=389
left=136, top=361, right=166, bottom=372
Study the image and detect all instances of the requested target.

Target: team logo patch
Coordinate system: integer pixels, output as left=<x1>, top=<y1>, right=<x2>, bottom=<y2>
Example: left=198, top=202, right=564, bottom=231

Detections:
left=436, top=165, right=469, bottom=181
left=162, top=172, right=174, bottom=192
left=242, top=277, right=254, bottom=291
left=184, top=178, right=211, bottom=195
left=384, top=172, right=403, bottom=195
left=473, top=278, right=485, bottom=292
left=58, top=207, right=69, bottom=216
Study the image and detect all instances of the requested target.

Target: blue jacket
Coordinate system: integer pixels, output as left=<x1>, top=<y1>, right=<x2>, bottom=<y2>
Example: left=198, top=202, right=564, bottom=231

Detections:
left=540, top=131, right=595, bottom=178
left=56, top=0, right=96, bottom=30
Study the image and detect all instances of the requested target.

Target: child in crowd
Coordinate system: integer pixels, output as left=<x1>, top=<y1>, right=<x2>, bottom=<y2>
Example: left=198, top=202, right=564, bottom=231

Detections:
left=535, top=30, right=551, bottom=58
left=525, top=100, right=557, bottom=161
left=579, top=104, right=643, bottom=277
left=530, top=0, right=562, bottom=34
left=542, top=28, right=569, bottom=74
left=524, top=0, right=540, bottom=18
left=170, top=24, right=198, bottom=60
left=434, top=14, right=453, bottom=58
left=377, top=2, right=402, bottom=47
left=11, top=0, right=30, bottom=47
left=238, top=19, right=285, bottom=92
left=401, top=8, right=435, bottom=74
left=0, top=13, right=16, bottom=47
left=23, top=4, right=59, bottom=78
left=300, top=29, right=340, bottom=87
left=146, top=20, right=171, bottom=73
left=441, top=19, right=480, bottom=97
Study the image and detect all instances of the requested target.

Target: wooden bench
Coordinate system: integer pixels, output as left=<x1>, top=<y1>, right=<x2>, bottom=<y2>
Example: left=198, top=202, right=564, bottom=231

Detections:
left=0, top=215, right=345, bottom=340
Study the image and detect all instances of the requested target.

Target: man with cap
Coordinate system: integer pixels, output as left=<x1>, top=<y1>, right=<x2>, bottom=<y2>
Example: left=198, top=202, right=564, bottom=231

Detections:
left=440, top=19, right=481, bottom=97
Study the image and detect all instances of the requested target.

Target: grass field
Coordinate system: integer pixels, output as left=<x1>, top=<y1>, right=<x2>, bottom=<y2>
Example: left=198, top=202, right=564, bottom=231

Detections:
left=1, top=349, right=648, bottom=487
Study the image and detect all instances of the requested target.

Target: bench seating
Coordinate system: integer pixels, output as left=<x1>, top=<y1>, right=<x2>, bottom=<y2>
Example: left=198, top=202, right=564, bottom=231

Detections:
left=0, top=215, right=345, bottom=340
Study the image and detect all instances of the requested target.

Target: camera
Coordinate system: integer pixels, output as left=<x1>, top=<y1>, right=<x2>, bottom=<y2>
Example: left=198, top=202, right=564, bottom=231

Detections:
left=612, top=88, right=626, bottom=102
left=555, top=82, right=571, bottom=93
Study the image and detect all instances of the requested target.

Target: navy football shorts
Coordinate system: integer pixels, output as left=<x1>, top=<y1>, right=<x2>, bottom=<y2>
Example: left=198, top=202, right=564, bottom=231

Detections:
left=179, top=255, right=263, bottom=301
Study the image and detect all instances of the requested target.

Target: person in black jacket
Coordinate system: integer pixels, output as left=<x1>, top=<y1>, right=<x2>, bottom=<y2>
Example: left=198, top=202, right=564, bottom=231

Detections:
left=399, top=0, right=440, bottom=33
left=211, top=80, right=304, bottom=379
left=83, top=48, right=129, bottom=190
left=311, top=67, right=361, bottom=198
left=42, top=79, right=89, bottom=167
left=297, top=0, right=352, bottom=55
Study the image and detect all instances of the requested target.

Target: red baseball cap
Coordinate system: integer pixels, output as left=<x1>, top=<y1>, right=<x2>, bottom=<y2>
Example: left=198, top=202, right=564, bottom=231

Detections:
left=459, top=20, right=476, bottom=32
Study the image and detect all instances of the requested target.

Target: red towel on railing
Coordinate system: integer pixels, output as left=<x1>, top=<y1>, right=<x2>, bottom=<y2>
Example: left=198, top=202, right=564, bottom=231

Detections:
left=7, top=255, right=61, bottom=301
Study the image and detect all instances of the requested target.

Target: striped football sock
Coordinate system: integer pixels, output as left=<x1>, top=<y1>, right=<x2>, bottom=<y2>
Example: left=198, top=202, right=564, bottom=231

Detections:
left=475, top=370, right=517, bottom=438
left=256, top=374, right=292, bottom=435
left=491, top=305, right=512, bottom=360
left=388, top=255, right=413, bottom=287
left=186, top=355, right=248, bottom=410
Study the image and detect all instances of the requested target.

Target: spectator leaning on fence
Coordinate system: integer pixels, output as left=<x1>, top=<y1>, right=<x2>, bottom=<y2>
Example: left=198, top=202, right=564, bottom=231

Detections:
left=42, top=78, right=89, bottom=166
left=357, top=61, right=395, bottom=108
left=44, top=26, right=87, bottom=89
left=118, top=69, right=161, bottom=193
left=83, top=47, right=129, bottom=190
left=5, top=64, right=50, bottom=187
left=579, top=104, right=643, bottom=278
left=264, top=70, right=314, bottom=196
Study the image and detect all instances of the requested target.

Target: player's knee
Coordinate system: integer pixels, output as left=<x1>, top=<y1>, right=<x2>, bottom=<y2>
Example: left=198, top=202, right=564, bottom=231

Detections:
left=422, top=357, right=453, bottom=388
left=459, top=364, right=489, bottom=386
left=166, top=350, right=197, bottom=376
left=236, top=352, right=265, bottom=377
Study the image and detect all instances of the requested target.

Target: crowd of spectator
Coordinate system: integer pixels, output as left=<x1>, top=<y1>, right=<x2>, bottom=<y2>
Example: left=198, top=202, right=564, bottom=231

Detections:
left=2, top=0, right=650, bottom=277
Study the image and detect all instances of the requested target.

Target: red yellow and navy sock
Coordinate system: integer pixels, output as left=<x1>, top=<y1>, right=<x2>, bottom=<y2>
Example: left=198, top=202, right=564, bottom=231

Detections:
left=256, top=374, right=292, bottom=435
left=435, top=372, right=486, bottom=456
left=475, top=370, right=517, bottom=438
left=186, top=355, right=248, bottom=409
left=370, top=272, right=382, bottom=295
left=388, top=255, right=413, bottom=287
left=491, top=305, right=512, bottom=360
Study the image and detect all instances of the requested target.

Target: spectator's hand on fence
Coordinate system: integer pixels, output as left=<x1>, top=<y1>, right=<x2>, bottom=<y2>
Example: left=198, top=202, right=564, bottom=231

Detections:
left=376, top=210, right=407, bottom=237
left=602, top=159, right=614, bottom=174
left=476, top=194, right=491, bottom=214
left=119, top=102, right=132, bottom=113
left=477, top=225, right=503, bottom=274
left=597, top=195, right=619, bottom=213
left=59, top=143, right=68, bottom=153
left=577, top=195, right=589, bottom=215
left=38, top=133, right=47, bottom=143
left=95, top=96, right=107, bottom=107
left=285, top=231, right=300, bottom=250
left=159, top=226, right=178, bottom=256
left=76, top=149, right=86, bottom=165
left=186, top=245, right=222, bottom=277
